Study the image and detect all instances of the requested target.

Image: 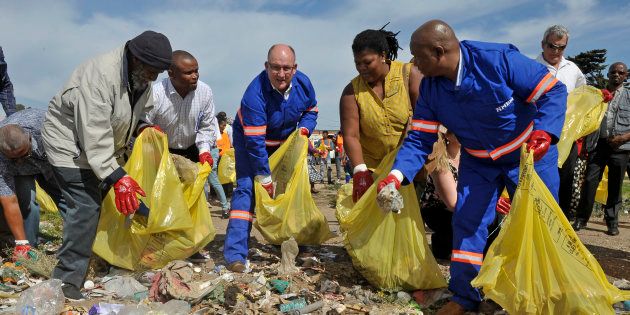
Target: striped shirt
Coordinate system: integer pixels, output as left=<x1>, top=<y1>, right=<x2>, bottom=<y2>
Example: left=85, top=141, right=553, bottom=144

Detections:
left=147, top=78, right=220, bottom=152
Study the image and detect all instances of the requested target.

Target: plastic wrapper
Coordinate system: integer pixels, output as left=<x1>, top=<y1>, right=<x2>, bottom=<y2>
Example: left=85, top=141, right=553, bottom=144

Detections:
left=16, top=279, right=64, bottom=315
left=218, top=148, right=236, bottom=184
left=336, top=149, right=446, bottom=290
left=472, top=147, right=630, bottom=314
left=254, top=132, right=332, bottom=245
left=93, top=129, right=215, bottom=270
left=557, top=85, right=607, bottom=166
left=595, top=166, right=608, bottom=205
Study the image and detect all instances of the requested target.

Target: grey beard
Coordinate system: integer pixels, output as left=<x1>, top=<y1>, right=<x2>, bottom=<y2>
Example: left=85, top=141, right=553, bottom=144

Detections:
left=130, top=66, right=149, bottom=92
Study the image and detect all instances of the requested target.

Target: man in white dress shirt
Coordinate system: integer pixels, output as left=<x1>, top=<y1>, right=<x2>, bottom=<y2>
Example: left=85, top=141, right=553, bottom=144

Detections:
left=146, top=50, right=220, bottom=165
left=145, top=50, right=220, bottom=262
left=536, top=25, right=586, bottom=221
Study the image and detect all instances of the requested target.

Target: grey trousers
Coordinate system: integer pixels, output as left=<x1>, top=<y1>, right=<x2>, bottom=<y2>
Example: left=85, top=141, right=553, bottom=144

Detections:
left=51, top=167, right=102, bottom=288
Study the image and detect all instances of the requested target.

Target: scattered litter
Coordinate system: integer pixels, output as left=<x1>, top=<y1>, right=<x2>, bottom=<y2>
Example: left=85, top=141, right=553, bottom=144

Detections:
left=279, top=238, right=299, bottom=275
left=84, top=280, right=95, bottom=290
left=376, top=182, right=404, bottom=213
left=16, top=279, right=64, bottom=315
left=396, top=291, right=412, bottom=304
left=318, top=279, right=340, bottom=294
left=613, top=279, right=630, bottom=290
left=102, top=276, right=148, bottom=300
left=88, top=302, right=124, bottom=315
left=279, top=297, right=307, bottom=313
left=287, top=300, right=324, bottom=314
left=269, top=279, right=290, bottom=294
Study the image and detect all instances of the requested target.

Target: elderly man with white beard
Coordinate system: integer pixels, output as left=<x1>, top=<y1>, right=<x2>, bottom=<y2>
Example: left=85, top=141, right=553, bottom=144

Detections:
left=42, top=30, right=172, bottom=300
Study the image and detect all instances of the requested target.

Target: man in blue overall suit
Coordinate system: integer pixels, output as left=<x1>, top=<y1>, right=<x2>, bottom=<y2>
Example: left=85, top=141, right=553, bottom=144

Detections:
left=224, top=44, right=318, bottom=272
left=376, top=20, right=567, bottom=314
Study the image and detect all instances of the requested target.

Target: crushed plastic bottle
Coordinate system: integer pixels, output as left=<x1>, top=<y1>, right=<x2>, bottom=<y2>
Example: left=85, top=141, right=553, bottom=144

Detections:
left=16, top=279, right=64, bottom=315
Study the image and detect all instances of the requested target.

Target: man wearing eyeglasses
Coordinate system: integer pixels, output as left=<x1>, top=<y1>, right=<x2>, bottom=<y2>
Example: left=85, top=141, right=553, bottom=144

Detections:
left=223, top=44, right=318, bottom=273
left=536, top=25, right=587, bottom=222
left=0, top=109, right=63, bottom=261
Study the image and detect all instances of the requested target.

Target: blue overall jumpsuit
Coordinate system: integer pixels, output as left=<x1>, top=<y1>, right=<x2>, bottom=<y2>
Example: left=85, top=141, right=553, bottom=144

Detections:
left=392, top=41, right=567, bottom=310
left=224, top=70, right=318, bottom=265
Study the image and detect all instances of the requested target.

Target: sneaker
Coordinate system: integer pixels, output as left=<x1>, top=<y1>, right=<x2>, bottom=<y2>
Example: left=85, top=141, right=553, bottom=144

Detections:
left=187, top=252, right=210, bottom=263
left=62, top=283, right=85, bottom=301
left=227, top=261, right=246, bottom=273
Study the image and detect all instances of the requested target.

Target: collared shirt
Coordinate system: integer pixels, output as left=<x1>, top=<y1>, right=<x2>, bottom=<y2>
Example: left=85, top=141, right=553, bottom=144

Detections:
left=0, top=109, right=54, bottom=196
left=455, top=48, right=464, bottom=89
left=0, top=47, right=16, bottom=117
left=147, top=78, right=220, bottom=152
left=536, top=54, right=586, bottom=93
left=273, top=83, right=292, bottom=100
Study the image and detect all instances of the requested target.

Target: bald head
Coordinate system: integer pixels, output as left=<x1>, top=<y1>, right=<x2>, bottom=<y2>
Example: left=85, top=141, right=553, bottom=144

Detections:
left=0, top=124, right=30, bottom=159
left=172, top=50, right=196, bottom=64
left=267, top=44, right=296, bottom=63
left=411, top=19, right=459, bottom=50
left=409, top=20, right=460, bottom=79
left=609, top=62, right=628, bottom=72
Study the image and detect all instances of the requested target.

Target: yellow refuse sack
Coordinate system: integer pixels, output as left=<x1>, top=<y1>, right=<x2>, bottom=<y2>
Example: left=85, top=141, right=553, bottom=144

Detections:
left=35, top=182, right=58, bottom=213
left=336, top=149, right=446, bottom=290
left=472, top=147, right=630, bottom=314
left=595, top=166, right=608, bottom=205
left=557, top=85, right=607, bottom=166
left=93, top=129, right=215, bottom=270
left=218, top=148, right=236, bottom=184
left=254, top=131, right=332, bottom=245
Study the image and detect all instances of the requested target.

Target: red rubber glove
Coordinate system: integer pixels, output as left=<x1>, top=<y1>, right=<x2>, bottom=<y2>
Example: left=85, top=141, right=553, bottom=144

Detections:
left=601, top=89, right=613, bottom=103
left=526, top=130, right=551, bottom=162
left=496, top=196, right=511, bottom=215
left=299, top=127, right=310, bottom=136
left=199, top=152, right=214, bottom=166
left=377, top=174, right=402, bottom=193
left=139, top=124, right=163, bottom=134
left=113, top=175, right=146, bottom=215
left=261, top=181, right=274, bottom=198
left=12, top=244, right=32, bottom=261
left=352, top=170, right=374, bottom=202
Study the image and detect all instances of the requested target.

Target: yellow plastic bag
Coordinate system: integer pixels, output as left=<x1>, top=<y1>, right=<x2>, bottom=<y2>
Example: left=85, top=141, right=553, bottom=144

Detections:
left=254, top=131, right=332, bottom=245
left=93, top=129, right=215, bottom=270
left=595, top=166, right=608, bottom=205
left=218, top=148, right=236, bottom=184
left=336, top=149, right=446, bottom=290
left=557, top=85, right=607, bottom=166
left=472, top=148, right=630, bottom=314
left=35, top=181, right=58, bottom=213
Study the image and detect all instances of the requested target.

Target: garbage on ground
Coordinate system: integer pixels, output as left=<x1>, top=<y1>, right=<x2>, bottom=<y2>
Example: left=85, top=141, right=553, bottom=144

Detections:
left=102, top=276, right=148, bottom=301
left=16, top=278, right=64, bottom=315
left=88, top=302, right=124, bottom=315
left=278, top=238, right=299, bottom=275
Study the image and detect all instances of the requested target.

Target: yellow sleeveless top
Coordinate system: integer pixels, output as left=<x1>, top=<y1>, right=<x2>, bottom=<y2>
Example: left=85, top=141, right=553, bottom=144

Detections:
left=351, top=60, right=412, bottom=169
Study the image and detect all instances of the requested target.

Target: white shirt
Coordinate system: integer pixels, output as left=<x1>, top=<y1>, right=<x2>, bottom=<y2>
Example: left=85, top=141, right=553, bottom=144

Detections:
left=147, top=78, right=220, bottom=152
left=536, top=54, right=587, bottom=93
left=225, top=124, right=233, bottom=144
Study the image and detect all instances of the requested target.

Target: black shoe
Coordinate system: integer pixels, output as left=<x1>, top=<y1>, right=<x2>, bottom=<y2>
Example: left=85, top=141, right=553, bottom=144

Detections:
left=62, top=283, right=85, bottom=301
left=572, top=220, right=587, bottom=231
left=221, top=210, right=229, bottom=219
left=606, top=222, right=620, bottom=236
left=187, top=252, right=210, bottom=263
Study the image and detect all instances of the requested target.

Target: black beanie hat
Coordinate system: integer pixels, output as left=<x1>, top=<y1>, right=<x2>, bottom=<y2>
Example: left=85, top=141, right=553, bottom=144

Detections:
left=127, top=30, right=172, bottom=71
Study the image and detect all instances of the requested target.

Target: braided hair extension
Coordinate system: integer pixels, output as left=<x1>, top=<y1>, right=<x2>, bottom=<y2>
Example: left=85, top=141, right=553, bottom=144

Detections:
left=351, top=22, right=402, bottom=61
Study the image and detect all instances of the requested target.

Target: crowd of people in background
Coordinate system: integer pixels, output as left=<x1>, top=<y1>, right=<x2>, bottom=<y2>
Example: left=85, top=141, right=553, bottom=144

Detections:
left=0, top=18, right=628, bottom=314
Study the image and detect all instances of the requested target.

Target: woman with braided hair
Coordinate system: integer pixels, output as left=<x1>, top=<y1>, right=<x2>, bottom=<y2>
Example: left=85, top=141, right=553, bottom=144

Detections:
left=340, top=25, right=422, bottom=202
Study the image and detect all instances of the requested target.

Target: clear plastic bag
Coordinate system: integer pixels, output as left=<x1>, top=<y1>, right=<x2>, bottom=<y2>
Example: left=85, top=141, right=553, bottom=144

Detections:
left=16, top=279, right=64, bottom=315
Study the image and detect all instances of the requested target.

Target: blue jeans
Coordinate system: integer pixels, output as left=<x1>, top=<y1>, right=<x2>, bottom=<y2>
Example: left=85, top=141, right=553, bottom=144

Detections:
left=207, top=148, right=228, bottom=210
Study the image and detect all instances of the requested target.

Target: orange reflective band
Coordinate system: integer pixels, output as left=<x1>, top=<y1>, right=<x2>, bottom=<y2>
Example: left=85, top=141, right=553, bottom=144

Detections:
left=410, top=119, right=440, bottom=133
left=526, top=73, right=558, bottom=103
left=265, top=139, right=285, bottom=147
left=465, top=122, right=534, bottom=160
left=452, top=250, right=483, bottom=265
left=306, top=106, right=319, bottom=112
left=244, top=125, right=266, bottom=136
left=229, top=210, right=254, bottom=222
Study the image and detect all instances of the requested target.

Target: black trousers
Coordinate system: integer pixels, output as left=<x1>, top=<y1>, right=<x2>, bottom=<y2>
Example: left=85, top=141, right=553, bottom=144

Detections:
left=576, top=139, right=630, bottom=225
left=558, top=142, right=579, bottom=220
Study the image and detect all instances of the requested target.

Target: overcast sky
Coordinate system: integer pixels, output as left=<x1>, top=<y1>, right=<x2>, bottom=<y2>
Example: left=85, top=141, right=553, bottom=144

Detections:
left=2, top=0, right=629, bottom=129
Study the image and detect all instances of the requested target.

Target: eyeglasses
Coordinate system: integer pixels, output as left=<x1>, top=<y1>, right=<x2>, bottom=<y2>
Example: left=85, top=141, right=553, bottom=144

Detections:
left=545, top=42, right=567, bottom=51
left=267, top=63, right=295, bottom=73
